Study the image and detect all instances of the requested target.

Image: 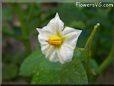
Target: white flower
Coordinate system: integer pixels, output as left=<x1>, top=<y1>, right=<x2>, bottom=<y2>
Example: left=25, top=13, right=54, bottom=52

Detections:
left=36, top=13, right=82, bottom=64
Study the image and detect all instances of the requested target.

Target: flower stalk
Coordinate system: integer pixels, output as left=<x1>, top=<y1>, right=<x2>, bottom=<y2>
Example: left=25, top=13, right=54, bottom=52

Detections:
left=85, top=23, right=100, bottom=52
left=84, top=23, right=100, bottom=82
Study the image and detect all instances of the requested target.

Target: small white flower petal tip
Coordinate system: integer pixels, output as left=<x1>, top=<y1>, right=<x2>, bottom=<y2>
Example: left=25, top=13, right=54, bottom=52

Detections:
left=55, top=12, right=59, bottom=17
left=36, top=28, right=40, bottom=32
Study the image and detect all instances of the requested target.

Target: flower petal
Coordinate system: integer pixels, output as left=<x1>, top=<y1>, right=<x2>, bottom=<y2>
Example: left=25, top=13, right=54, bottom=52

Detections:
left=41, top=43, right=50, bottom=54
left=62, top=26, right=82, bottom=48
left=41, top=45, right=58, bottom=62
left=57, top=43, right=74, bottom=64
left=40, top=42, right=59, bottom=62
left=49, top=49, right=59, bottom=62
left=37, top=26, right=55, bottom=45
left=47, top=13, right=64, bottom=35
left=43, top=46, right=58, bottom=62
left=57, top=49, right=64, bottom=64
left=37, top=26, right=55, bottom=38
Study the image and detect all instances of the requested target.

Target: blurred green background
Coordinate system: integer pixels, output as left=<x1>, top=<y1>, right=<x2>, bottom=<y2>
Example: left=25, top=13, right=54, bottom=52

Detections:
left=2, top=3, right=114, bottom=84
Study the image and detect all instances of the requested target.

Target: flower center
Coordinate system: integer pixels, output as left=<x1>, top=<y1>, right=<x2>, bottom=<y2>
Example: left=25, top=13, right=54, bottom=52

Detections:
left=48, top=36, right=63, bottom=46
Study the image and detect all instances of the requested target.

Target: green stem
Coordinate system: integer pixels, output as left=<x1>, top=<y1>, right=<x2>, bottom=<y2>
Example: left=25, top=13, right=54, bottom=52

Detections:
left=10, top=4, right=29, bottom=38
left=92, top=44, right=114, bottom=82
left=9, top=4, right=32, bottom=55
left=85, top=23, right=100, bottom=50
left=97, top=46, right=114, bottom=74
left=97, top=27, right=114, bottom=74
left=90, top=26, right=114, bottom=83
left=84, top=23, right=100, bottom=82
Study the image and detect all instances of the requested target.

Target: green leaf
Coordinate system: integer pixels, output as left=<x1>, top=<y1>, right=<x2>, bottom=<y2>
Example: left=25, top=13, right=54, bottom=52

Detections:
left=32, top=53, right=88, bottom=84
left=31, top=57, right=88, bottom=84
left=59, top=58, right=88, bottom=84
left=19, top=49, right=42, bottom=77
left=20, top=48, right=88, bottom=84
left=19, top=49, right=62, bottom=77
left=74, top=48, right=88, bottom=62
left=31, top=68, right=60, bottom=84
